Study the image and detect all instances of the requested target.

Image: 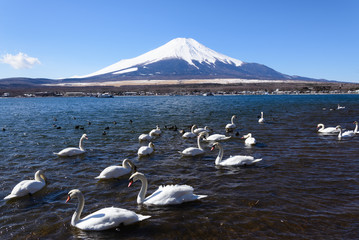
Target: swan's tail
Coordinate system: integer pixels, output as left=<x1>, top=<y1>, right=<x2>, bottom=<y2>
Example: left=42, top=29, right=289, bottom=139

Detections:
left=137, top=214, right=151, bottom=221
left=197, top=194, right=208, bottom=200
left=253, top=158, right=262, bottom=163
left=4, top=194, right=16, bottom=200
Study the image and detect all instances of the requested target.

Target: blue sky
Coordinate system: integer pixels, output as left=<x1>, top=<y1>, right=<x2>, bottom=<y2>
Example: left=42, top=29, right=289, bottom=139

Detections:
left=0, top=0, right=358, bottom=82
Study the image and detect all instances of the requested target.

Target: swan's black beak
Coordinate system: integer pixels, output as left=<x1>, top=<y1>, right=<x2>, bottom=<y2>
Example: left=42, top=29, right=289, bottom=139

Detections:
left=65, top=195, right=71, bottom=203
left=128, top=179, right=133, bottom=187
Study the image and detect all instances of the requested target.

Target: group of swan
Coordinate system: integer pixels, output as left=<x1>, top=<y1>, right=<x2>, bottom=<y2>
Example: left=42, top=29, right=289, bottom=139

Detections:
left=138, top=126, right=161, bottom=142
left=317, top=121, right=358, bottom=140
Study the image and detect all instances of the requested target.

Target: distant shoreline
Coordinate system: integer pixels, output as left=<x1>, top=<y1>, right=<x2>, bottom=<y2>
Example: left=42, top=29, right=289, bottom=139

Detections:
left=1, top=79, right=358, bottom=97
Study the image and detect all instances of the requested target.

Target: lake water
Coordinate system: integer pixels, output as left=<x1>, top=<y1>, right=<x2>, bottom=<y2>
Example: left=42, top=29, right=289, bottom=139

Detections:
left=1, top=94, right=359, bottom=239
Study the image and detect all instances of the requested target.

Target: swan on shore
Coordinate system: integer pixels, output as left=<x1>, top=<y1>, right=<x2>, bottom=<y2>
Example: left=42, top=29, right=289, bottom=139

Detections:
left=128, top=172, right=207, bottom=206
left=54, top=134, right=88, bottom=157
left=138, top=142, right=155, bottom=156
left=211, top=142, right=262, bottom=166
left=182, top=125, right=197, bottom=138
left=241, top=133, right=256, bottom=145
left=4, top=170, right=46, bottom=200
left=225, top=115, right=236, bottom=132
left=95, top=159, right=137, bottom=179
left=317, top=123, right=339, bottom=134
left=180, top=132, right=207, bottom=156
left=65, top=189, right=150, bottom=231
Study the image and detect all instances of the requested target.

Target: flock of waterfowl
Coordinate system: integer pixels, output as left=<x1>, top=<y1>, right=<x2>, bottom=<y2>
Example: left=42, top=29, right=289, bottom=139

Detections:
left=4, top=106, right=355, bottom=232
left=3, top=112, right=267, bottom=231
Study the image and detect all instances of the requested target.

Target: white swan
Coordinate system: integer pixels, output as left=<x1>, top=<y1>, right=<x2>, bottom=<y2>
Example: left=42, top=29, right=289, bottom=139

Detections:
left=336, top=125, right=355, bottom=140
left=258, top=112, right=265, bottom=123
left=202, top=132, right=231, bottom=141
left=241, top=133, right=256, bottom=145
left=149, top=126, right=161, bottom=136
left=4, top=170, right=46, bottom=200
left=211, top=142, right=262, bottom=166
left=95, top=159, right=136, bottom=179
left=337, top=104, right=345, bottom=110
left=66, top=189, right=150, bottom=231
left=138, top=142, right=155, bottom=156
left=317, top=123, right=339, bottom=134
left=225, top=115, right=236, bottom=132
left=193, top=126, right=210, bottom=135
left=54, top=134, right=88, bottom=157
left=138, top=133, right=152, bottom=142
left=128, top=172, right=207, bottom=206
left=182, top=125, right=197, bottom=138
left=180, top=132, right=206, bottom=156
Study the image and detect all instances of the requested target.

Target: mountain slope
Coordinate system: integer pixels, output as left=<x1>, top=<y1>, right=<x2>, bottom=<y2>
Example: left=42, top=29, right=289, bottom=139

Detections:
left=67, top=38, right=299, bottom=82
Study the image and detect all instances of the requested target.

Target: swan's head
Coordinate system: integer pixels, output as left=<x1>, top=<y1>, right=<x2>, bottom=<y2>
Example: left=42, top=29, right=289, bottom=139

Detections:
left=149, top=142, right=155, bottom=149
left=354, top=121, right=358, bottom=125
left=66, top=189, right=81, bottom=203
left=81, top=134, right=88, bottom=140
left=316, top=123, right=323, bottom=129
left=335, top=125, right=342, bottom=130
left=38, top=170, right=47, bottom=182
left=210, top=142, right=220, bottom=151
left=128, top=172, right=145, bottom=187
left=241, top=133, right=252, bottom=139
left=199, top=132, right=207, bottom=139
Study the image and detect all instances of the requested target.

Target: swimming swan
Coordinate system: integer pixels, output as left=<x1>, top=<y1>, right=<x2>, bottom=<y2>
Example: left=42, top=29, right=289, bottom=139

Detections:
left=138, top=142, right=155, bottom=156
left=317, top=123, right=339, bottom=134
left=225, top=115, right=237, bottom=132
left=336, top=125, right=355, bottom=140
left=182, top=125, right=197, bottom=138
left=4, top=170, right=46, bottom=200
left=54, top=134, right=88, bottom=157
left=149, top=126, right=161, bottom=136
left=128, top=172, right=207, bottom=206
left=138, top=133, right=152, bottom=142
left=95, top=159, right=137, bottom=179
left=258, top=112, right=265, bottom=123
left=211, top=142, right=262, bottom=166
left=65, top=189, right=150, bottom=231
left=180, top=132, right=207, bottom=156
left=241, top=133, right=256, bottom=145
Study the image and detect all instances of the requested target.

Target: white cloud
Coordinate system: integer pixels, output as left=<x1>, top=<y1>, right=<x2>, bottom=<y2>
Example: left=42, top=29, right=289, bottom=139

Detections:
left=0, top=52, right=41, bottom=69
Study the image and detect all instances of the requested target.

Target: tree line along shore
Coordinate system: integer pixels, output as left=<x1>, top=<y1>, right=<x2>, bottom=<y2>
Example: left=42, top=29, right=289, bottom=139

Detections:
left=1, top=81, right=359, bottom=97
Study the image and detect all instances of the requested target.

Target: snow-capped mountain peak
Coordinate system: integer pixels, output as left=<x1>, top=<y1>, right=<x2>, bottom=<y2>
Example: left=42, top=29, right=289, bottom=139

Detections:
left=75, top=38, right=243, bottom=78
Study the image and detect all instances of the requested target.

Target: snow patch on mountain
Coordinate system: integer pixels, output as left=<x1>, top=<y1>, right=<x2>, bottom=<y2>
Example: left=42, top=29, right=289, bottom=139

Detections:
left=74, top=38, right=244, bottom=78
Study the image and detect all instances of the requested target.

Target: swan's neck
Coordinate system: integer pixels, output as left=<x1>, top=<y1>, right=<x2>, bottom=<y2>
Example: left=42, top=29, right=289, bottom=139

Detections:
left=318, top=124, right=324, bottom=130
left=215, top=144, right=224, bottom=165
left=122, top=159, right=131, bottom=170
left=191, top=125, right=196, bottom=133
left=72, top=193, right=84, bottom=225
left=137, top=175, right=148, bottom=204
left=231, top=116, right=235, bottom=124
left=79, top=136, right=85, bottom=151
left=35, top=171, right=45, bottom=183
left=197, top=135, right=204, bottom=150
left=338, top=128, right=342, bottom=139
left=354, top=123, right=358, bottom=133
left=261, top=112, right=264, bottom=118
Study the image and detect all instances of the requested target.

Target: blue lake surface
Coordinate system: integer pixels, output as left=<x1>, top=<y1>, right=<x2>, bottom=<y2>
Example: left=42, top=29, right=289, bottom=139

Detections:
left=1, top=94, right=359, bottom=239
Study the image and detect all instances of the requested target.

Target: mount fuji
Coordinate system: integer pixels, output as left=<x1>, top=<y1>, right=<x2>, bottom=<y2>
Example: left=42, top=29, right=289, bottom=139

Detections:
left=65, top=38, right=314, bottom=82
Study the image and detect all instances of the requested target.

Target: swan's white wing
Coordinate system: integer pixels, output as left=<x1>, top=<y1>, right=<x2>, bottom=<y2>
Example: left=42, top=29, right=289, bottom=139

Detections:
left=181, top=147, right=205, bottom=156
left=225, top=123, right=236, bottom=129
left=138, top=146, right=153, bottom=156
left=55, top=147, right=85, bottom=156
left=319, top=127, right=339, bottom=133
left=220, top=155, right=262, bottom=166
left=75, top=207, right=150, bottom=231
left=95, top=166, right=131, bottom=179
left=206, top=134, right=231, bottom=141
left=182, top=132, right=196, bottom=138
left=144, top=185, right=206, bottom=205
left=4, top=180, right=45, bottom=199
left=342, top=130, right=355, bottom=137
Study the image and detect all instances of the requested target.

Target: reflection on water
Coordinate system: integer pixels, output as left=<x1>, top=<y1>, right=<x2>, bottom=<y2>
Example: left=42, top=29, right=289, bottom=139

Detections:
left=1, top=95, right=359, bottom=239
